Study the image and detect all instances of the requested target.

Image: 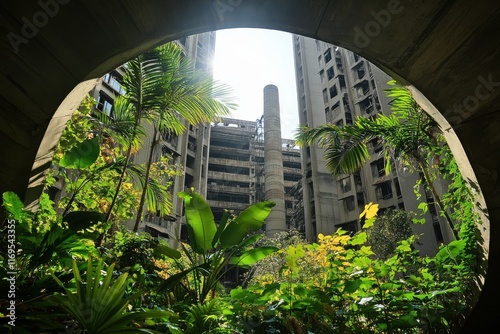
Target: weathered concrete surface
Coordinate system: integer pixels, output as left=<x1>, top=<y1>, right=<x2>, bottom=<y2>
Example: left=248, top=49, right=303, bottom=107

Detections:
left=263, top=84, right=287, bottom=237
left=1, top=1, right=499, bottom=331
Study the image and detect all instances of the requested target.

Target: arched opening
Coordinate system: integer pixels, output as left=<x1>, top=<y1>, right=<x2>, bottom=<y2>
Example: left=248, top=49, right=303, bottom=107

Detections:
left=1, top=2, right=499, bottom=332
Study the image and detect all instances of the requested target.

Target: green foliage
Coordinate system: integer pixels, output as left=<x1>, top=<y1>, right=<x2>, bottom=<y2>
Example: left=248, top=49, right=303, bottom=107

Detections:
left=59, top=137, right=100, bottom=169
left=1, top=191, right=100, bottom=333
left=178, top=190, right=217, bottom=254
left=158, top=189, right=278, bottom=304
left=235, top=203, right=475, bottom=333
left=246, top=229, right=307, bottom=285
left=182, top=299, right=235, bottom=334
left=366, top=209, right=415, bottom=260
left=48, top=258, right=172, bottom=333
left=1, top=192, right=97, bottom=274
left=117, top=42, right=237, bottom=230
left=220, top=200, right=276, bottom=248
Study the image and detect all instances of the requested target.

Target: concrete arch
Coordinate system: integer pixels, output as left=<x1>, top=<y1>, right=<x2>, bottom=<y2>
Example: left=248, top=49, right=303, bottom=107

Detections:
left=1, top=1, right=499, bottom=331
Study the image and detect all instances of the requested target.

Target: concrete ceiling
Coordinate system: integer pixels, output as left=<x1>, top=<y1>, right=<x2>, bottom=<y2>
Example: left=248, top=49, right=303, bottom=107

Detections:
left=1, top=1, right=499, bottom=331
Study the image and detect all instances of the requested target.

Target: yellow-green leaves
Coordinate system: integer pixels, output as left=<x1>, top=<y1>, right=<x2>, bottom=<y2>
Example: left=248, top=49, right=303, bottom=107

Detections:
left=285, top=244, right=305, bottom=273
left=360, top=202, right=379, bottom=228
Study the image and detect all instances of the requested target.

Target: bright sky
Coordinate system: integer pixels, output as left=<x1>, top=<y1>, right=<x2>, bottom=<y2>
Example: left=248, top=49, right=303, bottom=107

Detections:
left=212, top=28, right=299, bottom=139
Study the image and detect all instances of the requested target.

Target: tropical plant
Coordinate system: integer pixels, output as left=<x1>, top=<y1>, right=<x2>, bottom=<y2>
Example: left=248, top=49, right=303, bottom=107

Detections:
left=0, top=191, right=100, bottom=333
left=46, top=95, right=183, bottom=245
left=246, top=229, right=307, bottom=286
left=157, top=189, right=278, bottom=304
left=182, top=299, right=235, bottom=334
left=294, top=80, right=458, bottom=239
left=133, top=43, right=236, bottom=231
left=48, top=258, right=173, bottom=334
left=366, top=208, right=415, bottom=260
left=104, top=42, right=237, bottom=229
left=233, top=203, right=474, bottom=333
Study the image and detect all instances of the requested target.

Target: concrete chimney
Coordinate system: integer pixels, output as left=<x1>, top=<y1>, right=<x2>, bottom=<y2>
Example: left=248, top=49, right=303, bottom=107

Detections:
left=263, top=84, right=287, bottom=237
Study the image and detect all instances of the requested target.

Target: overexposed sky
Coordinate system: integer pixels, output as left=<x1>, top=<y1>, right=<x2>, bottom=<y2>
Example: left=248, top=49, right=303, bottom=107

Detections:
left=212, top=28, right=299, bottom=139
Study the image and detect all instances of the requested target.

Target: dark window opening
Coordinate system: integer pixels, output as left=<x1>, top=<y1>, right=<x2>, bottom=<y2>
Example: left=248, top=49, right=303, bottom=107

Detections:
left=97, top=92, right=114, bottom=116
left=207, top=179, right=250, bottom=188
left=324, top=48, right=332, bottom=63
left=208, top=164, right=250, bottom=175
left=357, top=192, right=365, bottom=207
left=283, top=161, right=301, bottom=169
left=327, top=66, right=335, bottom=80
left=329, top=85, right=338, bottom=99
left=186, top=155, right=195, bottom=169
left=338, top=75, right=346, bottom=89
left=345, top=112, right=353, bottom=125
left=340, top=177, right=351, bottom=193
left=433, top=222, right=444, bottom=243
left=343, top=196, right=355, bottom=212
left=206, top=193, right=249, bottom=204
left=376, top=182, right=393, bottom=200
left=371, top=158, right=385, bottom=178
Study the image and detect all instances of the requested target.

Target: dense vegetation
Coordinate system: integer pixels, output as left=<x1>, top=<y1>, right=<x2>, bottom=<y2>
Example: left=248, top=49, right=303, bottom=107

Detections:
left=0, top=51, right=483, bottom=333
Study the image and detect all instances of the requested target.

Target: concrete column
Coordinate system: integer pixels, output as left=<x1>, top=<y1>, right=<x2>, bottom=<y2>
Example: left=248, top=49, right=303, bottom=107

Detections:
left=263, top=84, right=287, bottom=237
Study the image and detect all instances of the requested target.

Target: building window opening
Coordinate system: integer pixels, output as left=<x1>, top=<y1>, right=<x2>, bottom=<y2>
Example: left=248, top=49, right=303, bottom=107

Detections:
left=327, top=67, right=335, bottom=80
left=340, top=176, right=351, bottom=193
left=376, top=181, right=393, bottom=200
left=371, top=158, right=386, bottom=178
left=343, top=196, right=355, bottom=212
left=324, top=48, right=332, bottom=63
left=329, top=85, right=338, bottom=99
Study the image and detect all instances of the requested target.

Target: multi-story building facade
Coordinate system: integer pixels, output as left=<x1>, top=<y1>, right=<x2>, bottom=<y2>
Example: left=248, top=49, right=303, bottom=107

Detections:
left=207, top=116, right=301, bottom=235
left=292, top=35, right=453, bottom=256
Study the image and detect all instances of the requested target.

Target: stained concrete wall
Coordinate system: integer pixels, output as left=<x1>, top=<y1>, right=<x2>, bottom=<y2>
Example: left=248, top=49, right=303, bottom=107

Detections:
left=263, top=84, right=287, bottom=237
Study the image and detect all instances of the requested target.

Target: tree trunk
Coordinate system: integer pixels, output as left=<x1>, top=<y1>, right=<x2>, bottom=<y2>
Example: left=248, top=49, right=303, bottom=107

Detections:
left=104, top=123, right=137, bottom=223
left=133, top=126, right=158, bottom=232
left=417, top=159, right=459, bottom=240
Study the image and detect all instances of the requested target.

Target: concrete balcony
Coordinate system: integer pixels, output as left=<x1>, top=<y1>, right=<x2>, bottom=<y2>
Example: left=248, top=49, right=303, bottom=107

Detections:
left=209, top=157, right=252, bottom=167
left=207, top=200, right=248, bottom=211
left=144, top=221, right=177, bottom=239
left=283, top=166, right=302, bottom=175
left=209, top=146, right=253, bottom=156
left=207, top=184, right=252, bottom=195
left=207, top=171, right=251, bottom=182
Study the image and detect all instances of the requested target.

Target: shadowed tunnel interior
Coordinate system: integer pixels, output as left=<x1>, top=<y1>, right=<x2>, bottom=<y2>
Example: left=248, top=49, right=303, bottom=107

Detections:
left=1, top=1, right=500, bottom=331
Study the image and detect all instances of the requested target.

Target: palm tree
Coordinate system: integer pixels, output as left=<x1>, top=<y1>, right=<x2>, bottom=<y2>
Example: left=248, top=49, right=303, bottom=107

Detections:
left=294, top=80, right=458, bottom=239
left=104, top=48, right=169, bottom=224
left=101, top=42, right=236, bottom=231
left=133, top=43, right=236, bottom=232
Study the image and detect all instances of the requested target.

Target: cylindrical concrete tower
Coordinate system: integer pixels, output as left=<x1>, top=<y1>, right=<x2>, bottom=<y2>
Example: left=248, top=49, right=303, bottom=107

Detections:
left=263, top=84, right=287, bottom=237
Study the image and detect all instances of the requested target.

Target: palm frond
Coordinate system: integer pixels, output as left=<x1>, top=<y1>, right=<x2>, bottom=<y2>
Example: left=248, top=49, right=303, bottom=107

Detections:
left=90, top=96, right=145, bottom=148
left=48, top=258, right=172, bottom=334
left=126, top=163, right=173, bottom=217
